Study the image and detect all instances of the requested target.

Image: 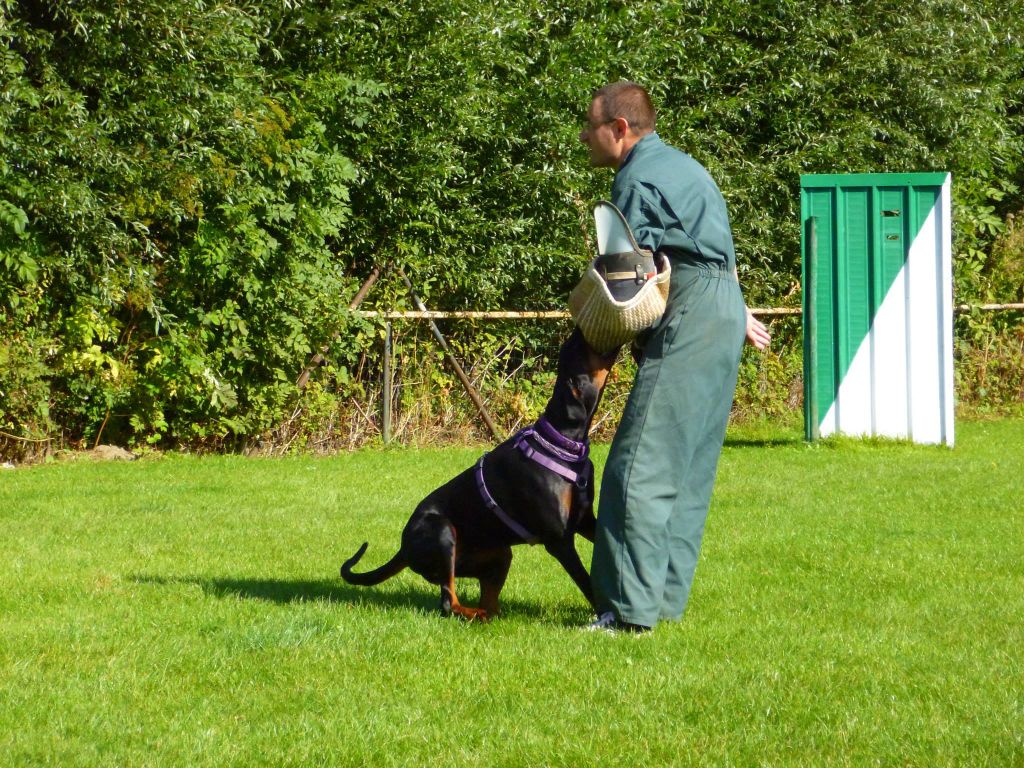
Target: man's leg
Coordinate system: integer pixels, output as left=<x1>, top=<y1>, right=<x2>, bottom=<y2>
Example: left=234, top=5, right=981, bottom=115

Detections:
left=659, top=274, right=746, bottom=620
left=591, top=308, right=682, bottom=626
left=592, top=267, right=739, bottom=627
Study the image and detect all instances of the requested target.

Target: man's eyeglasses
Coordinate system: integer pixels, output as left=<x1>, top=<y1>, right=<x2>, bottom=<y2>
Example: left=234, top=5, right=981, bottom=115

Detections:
left=584, top=117, right=619, bottom=132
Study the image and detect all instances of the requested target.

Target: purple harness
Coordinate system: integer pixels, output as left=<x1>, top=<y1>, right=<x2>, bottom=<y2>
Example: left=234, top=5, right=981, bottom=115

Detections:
left=474, top=416, right=590, bottom=545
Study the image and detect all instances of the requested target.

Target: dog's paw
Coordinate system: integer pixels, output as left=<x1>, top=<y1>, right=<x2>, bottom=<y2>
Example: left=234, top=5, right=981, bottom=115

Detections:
left=453, top=606, right=489, bottom=623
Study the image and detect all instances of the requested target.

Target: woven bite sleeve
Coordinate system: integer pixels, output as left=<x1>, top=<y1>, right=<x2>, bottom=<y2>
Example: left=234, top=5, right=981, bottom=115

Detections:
left=568, top=255, right=670, bottom=353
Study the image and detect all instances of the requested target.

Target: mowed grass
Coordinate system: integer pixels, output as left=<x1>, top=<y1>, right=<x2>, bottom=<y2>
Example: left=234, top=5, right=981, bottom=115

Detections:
left=1, top=419, right=1022, bottom=767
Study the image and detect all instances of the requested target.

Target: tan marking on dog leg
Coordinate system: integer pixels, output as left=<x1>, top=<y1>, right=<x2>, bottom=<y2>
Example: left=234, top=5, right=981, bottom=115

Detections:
left=446, top=568, right=488, bottom=622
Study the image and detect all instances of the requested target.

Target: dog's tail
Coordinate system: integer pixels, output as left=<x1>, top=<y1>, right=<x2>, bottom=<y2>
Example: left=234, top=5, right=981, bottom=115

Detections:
left=340, top=542, right=407, bottom=586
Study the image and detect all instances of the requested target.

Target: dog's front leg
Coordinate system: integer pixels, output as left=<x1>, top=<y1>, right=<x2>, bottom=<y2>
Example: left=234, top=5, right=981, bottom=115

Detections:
left=575, top=505, right=596, bottom=543
left=477, top=547, right=513, bottom=617
left=572, top=463, right=597, bottom=542
left=544, top=538, right=595, bottom=608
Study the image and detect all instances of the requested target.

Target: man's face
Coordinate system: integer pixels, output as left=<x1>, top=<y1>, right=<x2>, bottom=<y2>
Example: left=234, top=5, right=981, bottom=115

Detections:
left=579, top=97, right=619, bottom=168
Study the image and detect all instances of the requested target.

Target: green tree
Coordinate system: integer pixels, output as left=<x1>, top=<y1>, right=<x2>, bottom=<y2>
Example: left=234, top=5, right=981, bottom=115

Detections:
left=2, top=0, right=1022, bottom=454
left=0, top=0, right=371, bottom=447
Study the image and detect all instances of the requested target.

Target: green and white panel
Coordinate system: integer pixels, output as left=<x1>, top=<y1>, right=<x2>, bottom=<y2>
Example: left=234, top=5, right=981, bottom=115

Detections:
left=802, top=173, right=953, bottom=445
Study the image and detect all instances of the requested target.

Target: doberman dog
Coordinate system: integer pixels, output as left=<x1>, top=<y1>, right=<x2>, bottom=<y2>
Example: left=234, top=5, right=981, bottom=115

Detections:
left=340, top=327, right=618, bottom=620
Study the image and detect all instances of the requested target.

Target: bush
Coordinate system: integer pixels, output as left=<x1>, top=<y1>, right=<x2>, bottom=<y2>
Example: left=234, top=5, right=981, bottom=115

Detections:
left=0, top=1, right=373, bottom=450
left=2, top=0, right=1022, bottom=455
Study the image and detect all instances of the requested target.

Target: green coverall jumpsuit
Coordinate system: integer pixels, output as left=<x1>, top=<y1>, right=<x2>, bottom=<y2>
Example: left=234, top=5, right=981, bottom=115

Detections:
left=590, top=133, right=747, bottom=627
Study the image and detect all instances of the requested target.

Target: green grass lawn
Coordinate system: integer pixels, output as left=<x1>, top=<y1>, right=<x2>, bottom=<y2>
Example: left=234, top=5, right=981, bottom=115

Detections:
left=2, top=419, right=1022, bottom=767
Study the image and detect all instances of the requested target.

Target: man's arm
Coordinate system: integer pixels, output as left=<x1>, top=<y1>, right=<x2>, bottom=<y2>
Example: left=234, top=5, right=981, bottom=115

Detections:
left=735, top=267, right=771, bottom=350
left=745, top=309, right=771, bottom=350
left=612, top=183, right=664, bottom=252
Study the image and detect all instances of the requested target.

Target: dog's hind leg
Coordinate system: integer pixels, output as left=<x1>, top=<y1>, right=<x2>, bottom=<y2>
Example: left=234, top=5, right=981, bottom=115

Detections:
left=452, top=546, right=512, bottom=618
left=426, top=522, right=488, bottom=622
left=440, top=573, right=489, bottom=622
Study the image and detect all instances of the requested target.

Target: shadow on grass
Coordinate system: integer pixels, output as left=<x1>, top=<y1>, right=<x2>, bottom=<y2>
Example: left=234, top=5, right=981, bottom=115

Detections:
left=130, top=573, right=552, bottom=621
left=723, top=436, right=804, bottom=448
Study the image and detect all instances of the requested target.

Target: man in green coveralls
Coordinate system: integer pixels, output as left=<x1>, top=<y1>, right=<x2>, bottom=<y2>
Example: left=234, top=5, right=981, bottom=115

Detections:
left=580, top=81, right=771, bottom=633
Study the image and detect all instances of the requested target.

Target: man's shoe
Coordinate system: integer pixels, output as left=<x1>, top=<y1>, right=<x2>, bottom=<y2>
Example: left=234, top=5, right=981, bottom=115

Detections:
left=586, top=611, right=618, bottom=632
left=585, top=611, right=652, bottom=635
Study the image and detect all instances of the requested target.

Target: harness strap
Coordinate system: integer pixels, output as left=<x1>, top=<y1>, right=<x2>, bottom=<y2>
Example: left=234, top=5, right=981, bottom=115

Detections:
left=602, top=269, right=656, bottom=282
left=514, top=435, right=582, bottom=484
left=511, top=417, right=590, bottom=485
left=475, top=455, right=539, bottom=545
left=474, top=418, right=591, bottom=544
left=536, top=416, right=588, bottom=459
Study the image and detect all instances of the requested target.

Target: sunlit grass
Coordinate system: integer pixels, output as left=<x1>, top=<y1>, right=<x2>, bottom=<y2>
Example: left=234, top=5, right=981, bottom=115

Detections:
left=1, top=419, right=1022, bottom=766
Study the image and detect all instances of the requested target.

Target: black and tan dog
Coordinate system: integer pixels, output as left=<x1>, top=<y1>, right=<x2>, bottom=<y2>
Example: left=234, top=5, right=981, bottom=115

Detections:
left=340, top=328, right=618, bottom=620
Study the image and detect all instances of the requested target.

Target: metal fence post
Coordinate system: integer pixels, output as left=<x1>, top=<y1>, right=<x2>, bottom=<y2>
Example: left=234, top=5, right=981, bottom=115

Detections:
left=382, top=321, right=393, bottom=444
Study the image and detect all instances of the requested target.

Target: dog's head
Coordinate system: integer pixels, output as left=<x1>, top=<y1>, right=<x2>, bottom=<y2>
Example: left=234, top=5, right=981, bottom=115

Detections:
left=549, top=327, right=620, bottom=429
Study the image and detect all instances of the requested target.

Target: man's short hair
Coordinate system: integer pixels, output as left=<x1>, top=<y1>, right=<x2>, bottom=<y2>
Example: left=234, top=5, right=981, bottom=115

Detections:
left=593, top=81, right=656, bottom=134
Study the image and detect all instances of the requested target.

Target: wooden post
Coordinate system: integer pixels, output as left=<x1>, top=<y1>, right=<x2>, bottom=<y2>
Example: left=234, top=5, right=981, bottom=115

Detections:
left=397, top=268, right=503, bottom=442
left=296, top=264, right=383, bottom=390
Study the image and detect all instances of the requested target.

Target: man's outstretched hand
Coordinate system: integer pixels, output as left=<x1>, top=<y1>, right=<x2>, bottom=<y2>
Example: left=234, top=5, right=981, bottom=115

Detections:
left=745, top=309, right=771, bottom=350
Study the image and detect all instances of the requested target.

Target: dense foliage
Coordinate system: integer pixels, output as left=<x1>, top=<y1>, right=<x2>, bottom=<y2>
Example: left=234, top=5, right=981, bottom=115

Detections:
left=2, top=0, right=1022, bottom=454
left=0, top=1, right=377, bottom=448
